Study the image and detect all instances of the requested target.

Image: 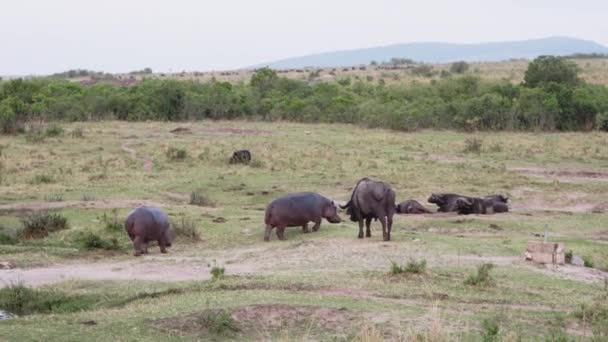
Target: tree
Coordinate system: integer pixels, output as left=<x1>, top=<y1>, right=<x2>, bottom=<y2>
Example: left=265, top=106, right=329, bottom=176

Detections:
left=250, top=67, right=279, bottom=96
left=450, top=61, right=469, bottom=74
left=523, top=56, right=580, bottom=88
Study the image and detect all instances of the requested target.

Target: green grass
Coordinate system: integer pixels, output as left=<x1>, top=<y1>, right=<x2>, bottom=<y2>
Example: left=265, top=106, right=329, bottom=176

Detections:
left=0, top=121, right=607, bottom=340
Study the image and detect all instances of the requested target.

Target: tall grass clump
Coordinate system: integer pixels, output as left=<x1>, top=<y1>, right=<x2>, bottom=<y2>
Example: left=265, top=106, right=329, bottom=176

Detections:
left=190, top=190, right=214, bottom=207
left=465, top=263, right=495, bottom=287
left=0, top=283, right=98, bottom=315
left=171, top=217, right=201, bottom=241
left=166, top=146, right=188, bottom=160
left=20, top=212, right=69, bottom=239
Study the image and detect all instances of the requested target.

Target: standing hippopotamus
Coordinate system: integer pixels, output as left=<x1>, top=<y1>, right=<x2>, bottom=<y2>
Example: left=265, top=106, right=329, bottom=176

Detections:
left=125, top=206, right=172, bottom=256
left=264, top=192, right=341, bottom=241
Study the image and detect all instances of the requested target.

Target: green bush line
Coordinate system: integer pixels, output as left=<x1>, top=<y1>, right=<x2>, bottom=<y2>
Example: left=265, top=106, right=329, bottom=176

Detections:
left=2, top=56, right=608, bottom=133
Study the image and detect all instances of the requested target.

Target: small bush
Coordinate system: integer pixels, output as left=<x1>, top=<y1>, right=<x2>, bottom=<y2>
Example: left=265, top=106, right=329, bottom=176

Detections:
left=465, top=263, right=495, bottom=287
left=199, top=309, right=239, bottom=335
left=24, top=131, right=45, bottom=143
left=574, top=301, right=608, bottom=338
left=31, top=174, right=54, bottom=184
left=20, top=212, right=69, bottom=239
left=190, top=190, right=214, bottom=207
left=45, top=124, right=64, bottom=137
left=44, top=193, right=64, bottom=202
left=211, top=266, right=225, bottom=279
left=0, top=232, right=17, bottom=245
left=166, top=146, right=188, bottom=160
left=0, top=283, right=98, bottom=316
left=583, top=256, right=594, bottom=268
left=81, top=193, right=96, bottom=201
left=463, top=138, right=483, bottom=154
left=481, top=316, right=500, bottom=342
left=76, top=232, right=120, bottom=251
left=101, top=209, right=121, bottom=232
left=172, top=217, right=201, bottom=241
left=565, top=250, right=573, bottom=264
left=71, top=127, right=84, bottom=138
left=390, top=258, right=427, bottom=275
left=450, top=61, right=470, bottom=74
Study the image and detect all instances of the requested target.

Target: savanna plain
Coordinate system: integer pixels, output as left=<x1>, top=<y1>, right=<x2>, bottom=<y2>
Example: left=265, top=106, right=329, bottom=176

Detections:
left=0, top=121, right=607, bottom=341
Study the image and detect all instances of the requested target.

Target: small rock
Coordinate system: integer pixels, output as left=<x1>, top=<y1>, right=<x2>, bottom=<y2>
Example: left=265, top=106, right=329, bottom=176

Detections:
left=571, top=255, right=585, bottom=267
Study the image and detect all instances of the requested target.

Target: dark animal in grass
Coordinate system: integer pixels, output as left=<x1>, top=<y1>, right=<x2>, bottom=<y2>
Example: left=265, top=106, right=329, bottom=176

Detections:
left=229, top=150, right=251, bottom=164
left=396, top=200, right=432, bottom=214
left=264, top=192, right=341, bottom=241
left=125, top=206, right=171, bottom=256
left=341, top=178, right=396, bottom=241
left=455, top=197, right=509, bottom=215
left=428, top=193, right=464, bottom=212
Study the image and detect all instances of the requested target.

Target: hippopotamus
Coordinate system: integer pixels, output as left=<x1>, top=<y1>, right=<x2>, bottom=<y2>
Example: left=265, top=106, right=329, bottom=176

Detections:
left=229, top=150, right=252, bottom=164
left=341, top=177, right=396, bottom=241
left=396, top=199, right=432, bottom=214
left=264, top=192, right=341, bottom=241
left=125, top=206, right=172, bottom=256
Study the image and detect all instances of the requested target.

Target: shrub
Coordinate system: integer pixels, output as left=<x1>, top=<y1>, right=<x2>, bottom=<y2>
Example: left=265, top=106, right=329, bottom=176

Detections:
left=524, top=56, right=580, bottom=88
left=462, top=138, right=483, bottom=153
left=0, top=232, right=17, bottom=245
left=210, top=266, right=225, bottom=279
left=166, top=146, right=188, bottom=160
left=171, top=217, right=201, bottom=241
left=465, top=263, right=495, bottom=287
left=81, top=193, right=96, bottom=201
left=199, top=309, right=239, bottom=335
left=0, top=283, right=98, bottom=316
left=45, top=124, right=64, bottom=137
left=101, top=209, right=121, bottom=232
left=575, top=301, right=608, bottom=339
left=411, top=65, right=435, bottom=77
left=390, top=258, right=427, bottom=275
left=190, top=190, right=214, bottom=207
left=71, top=127, right=84, bottom=138
left=31, top=174, right=54, bottom=184
left=76, top=232, right=120, bottom=251
left=450, top=61, right=470, bottom=74
left=565, top=250, right=573, bottom=264
left=481, top=316, right=500, bottom=342
left=583, top=256, right=595, bottom=268
left=20, top=212, right=69, bottom=239
left=44, top=193, right=64, bottom=202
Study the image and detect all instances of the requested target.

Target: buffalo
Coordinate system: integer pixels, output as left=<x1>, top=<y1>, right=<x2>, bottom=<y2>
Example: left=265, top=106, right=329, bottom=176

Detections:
left=341, top=178, right=396, bottom=241
left=396, top=199, right=432, bottom=214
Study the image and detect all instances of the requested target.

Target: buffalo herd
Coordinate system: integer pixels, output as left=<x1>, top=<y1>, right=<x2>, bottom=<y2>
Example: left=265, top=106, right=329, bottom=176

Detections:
left=124, top=150, right=510, bottom=254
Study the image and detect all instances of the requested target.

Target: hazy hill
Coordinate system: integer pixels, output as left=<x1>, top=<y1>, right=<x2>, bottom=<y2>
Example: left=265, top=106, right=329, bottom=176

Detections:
left=254, top=37, right=608, bottom=69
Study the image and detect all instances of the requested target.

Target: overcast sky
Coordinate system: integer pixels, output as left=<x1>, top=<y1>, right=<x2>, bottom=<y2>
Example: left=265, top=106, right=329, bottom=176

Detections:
left=1, top=0, right=607, bottom=75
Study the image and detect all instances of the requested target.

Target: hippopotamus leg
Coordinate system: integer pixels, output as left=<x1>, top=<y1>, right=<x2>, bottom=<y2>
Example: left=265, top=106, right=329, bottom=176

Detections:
left=365, top=217, right=372, bottom=238
left=133, top=236, right=144, bottom=256
left=302, top=223, right=310, bottom=233
left=264, top=225, right=273, bottom=242
left=276, top=226, right=286, bottom=240
left=312, top=219, right=321, bottom=232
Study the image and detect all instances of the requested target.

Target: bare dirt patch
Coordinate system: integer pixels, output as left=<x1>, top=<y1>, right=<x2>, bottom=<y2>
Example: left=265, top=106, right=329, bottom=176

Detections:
left=0, top=199, right=165, bottom=215
left=154, top=305, right=354, bottom=338
left=510, top=166, right=608, bottom=183
left=525, top=263, right=608, bottom=284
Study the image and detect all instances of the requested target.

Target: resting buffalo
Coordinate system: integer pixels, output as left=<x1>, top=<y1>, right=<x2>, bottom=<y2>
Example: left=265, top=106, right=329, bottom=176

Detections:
left=396, top=200, right=432, bottom=214
left=264, top=192, right=341, bottom=241
left=125, top=206, right=172, bottom=256
left=341, top=178, right=396, bottom=241
left=229, top=150, right=251, bottom=164
left=456, top=196, right=509, bottom=215
left=428, top=193, right=508, bottom=213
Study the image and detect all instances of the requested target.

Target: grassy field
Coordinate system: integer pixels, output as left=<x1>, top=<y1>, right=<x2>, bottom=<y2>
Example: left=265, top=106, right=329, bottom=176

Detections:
left=0, top=121, right=608, bottom=340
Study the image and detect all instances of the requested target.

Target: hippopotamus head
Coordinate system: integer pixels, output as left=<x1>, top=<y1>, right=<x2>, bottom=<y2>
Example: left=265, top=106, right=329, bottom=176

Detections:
left=324, top=202, right=342, bottom=223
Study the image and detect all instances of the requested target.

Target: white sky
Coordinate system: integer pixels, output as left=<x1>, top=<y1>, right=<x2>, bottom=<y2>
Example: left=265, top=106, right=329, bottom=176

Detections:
left=1, top=0, right=607, bottom=75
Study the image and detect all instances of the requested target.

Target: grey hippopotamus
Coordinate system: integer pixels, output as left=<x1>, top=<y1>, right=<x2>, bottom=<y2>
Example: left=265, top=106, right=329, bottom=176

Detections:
left=125, top=206, right=172, bottom=256
left=264, top=192, right=341, bottom=241
left=341, top=177, right=396, bottom=241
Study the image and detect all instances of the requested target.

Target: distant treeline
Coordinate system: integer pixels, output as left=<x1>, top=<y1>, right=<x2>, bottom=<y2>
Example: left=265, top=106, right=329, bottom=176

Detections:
left=1, top=56, right=608, bottom=133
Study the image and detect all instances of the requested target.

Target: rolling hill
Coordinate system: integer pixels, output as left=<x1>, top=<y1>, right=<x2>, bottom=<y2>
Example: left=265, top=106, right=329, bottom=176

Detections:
left=253, top=37, right=608, bottom=69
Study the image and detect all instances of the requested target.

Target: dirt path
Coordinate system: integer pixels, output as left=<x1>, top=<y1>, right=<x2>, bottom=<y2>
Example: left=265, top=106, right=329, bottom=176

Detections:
left=121, top=141, right=153, bottom=172
left=0, top=199, right=165, bottom=215
left=509, top=166, right=608, bottom=183
left=2, top=238, right=605, bottom=288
